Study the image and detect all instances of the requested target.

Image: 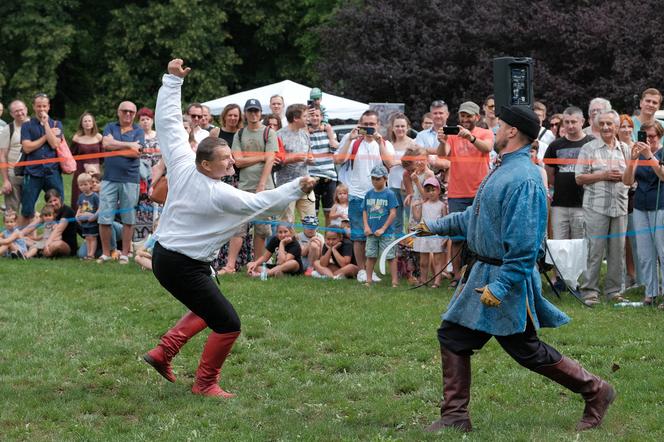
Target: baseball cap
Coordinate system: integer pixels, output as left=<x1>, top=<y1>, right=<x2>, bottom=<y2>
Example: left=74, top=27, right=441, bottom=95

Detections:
left=302, top=215, right=319, bottom=228
left=370, top=164, right=388, bottom=178
left=458, top=101, right=480, bottom=116
left=423, top=177, right=440, bottom=188
left=499, top=105, right=541, bottom=140
left=244, top=99, right=262, bottom=112
left=310, top=88, right=323, bottom=99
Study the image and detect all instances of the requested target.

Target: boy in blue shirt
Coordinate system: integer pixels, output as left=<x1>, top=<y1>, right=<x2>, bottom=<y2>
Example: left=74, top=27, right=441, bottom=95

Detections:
left=362, top=164, right=399, bottom=287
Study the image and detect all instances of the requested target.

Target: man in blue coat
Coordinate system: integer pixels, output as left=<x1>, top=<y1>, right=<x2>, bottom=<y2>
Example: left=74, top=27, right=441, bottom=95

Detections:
left=421, top=106, right=615, bottom=433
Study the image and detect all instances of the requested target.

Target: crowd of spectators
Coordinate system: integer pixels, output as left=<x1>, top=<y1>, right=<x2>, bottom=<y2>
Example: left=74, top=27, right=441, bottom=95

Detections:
left=2, top=86, right=664, bottom=308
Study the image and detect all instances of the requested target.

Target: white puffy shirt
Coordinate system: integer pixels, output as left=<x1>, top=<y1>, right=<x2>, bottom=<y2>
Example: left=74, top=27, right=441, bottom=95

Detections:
left=154, top=74, right=305, bottom=262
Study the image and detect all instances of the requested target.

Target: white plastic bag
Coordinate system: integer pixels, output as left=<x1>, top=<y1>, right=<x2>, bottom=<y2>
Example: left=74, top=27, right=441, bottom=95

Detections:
left=545, top=239, right=588, bottom=290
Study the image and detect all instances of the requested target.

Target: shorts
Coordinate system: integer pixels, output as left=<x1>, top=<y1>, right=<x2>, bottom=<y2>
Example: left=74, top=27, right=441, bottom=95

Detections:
left=365, top=235, right=395, bottom=259
left=234, top=218, right=273, bottom=238
left=348, top=195, right=365, bottom=241
left=313, top=178, right=336, bottom=212
left=81, top=224, right=99, bottom=237
left=98, top=181, right=139, bottom=225
left=281, top=192, right=316, bottom=222
left=448, top=197, right=474, bottom=214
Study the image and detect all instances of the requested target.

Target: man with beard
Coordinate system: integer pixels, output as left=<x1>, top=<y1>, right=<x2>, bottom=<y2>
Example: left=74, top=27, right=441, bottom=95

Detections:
left=436, top=101, right=494, bottom=286
left=143, top=59, right=316, bottom=398
left=421, top=105, right=615, bottom=433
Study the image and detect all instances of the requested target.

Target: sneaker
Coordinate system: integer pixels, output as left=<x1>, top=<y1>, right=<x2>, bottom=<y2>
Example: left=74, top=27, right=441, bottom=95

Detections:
left=97, top=254, right=112, bottom=264
left=119, top=255, right=130, bottom=265
left=357, top=269, right=367, bottom=283
left=304, top=267, right=314, bottom=277
left=333, top=274, right=346, bottom=280
left=311, top=270, right=328, bottom=279
left=372, top=273, right=381, bottom=282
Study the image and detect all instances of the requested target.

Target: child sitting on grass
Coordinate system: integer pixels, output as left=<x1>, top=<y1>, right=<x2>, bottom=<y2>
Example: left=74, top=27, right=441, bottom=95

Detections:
left=0, top=209, right=28, bottom=258
left=23, top=205, right=58, bottom=258
left=75, top=173, right=100, bottom=260
left=247, top=223, right=303, bottom=278
left=363, top=164, right=399, bottom=287
left=298, top=215, right=323, bottom=276
left=312, top=229, right=359, bottom=279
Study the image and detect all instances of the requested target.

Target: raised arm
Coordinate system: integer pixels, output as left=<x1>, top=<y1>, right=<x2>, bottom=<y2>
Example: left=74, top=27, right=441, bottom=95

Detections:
left=155, top=59, right=193, bottom=171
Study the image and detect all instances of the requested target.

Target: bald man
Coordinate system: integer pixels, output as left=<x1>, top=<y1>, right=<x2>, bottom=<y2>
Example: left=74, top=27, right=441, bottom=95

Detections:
left=97, top=101, right=145, bottom=263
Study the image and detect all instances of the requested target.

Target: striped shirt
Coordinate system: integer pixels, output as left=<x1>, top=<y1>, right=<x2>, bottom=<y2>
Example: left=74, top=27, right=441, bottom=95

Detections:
left=575, top=138, right=629, bottom=217
left=308, top=128, right=337, bottom=180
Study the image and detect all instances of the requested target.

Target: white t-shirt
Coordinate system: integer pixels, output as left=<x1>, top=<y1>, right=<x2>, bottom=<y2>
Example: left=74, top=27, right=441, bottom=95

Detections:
left=337, top=133, right=395, bottom=198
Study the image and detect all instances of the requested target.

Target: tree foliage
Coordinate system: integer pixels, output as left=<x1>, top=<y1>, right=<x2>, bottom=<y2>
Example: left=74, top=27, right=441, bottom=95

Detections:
left=318, top=0, right=664, bottom=125
left=3, top=0, right=664, bottom=125
left=0, top=0, right=340, bottom=120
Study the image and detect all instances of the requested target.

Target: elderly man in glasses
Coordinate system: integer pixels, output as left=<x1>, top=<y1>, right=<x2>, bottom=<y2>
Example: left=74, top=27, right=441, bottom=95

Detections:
left=97, top=101, right=145, bottom=264
left=186, top=102, right=210, bottom=144
left=18, top=93, right=65, bottom=226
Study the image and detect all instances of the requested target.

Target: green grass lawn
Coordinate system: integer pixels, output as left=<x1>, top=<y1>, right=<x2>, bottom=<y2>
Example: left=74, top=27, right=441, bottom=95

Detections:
left=1, top=258, right=663, bottom=441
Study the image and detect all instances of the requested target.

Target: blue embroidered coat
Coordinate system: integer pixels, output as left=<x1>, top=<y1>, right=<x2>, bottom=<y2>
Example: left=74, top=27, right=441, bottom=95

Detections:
left=427, top=145, right=570, bottom=336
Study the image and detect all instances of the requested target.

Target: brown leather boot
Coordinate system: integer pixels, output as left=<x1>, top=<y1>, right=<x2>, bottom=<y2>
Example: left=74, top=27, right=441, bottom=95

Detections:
left=425, top=348, right=472, bottom=432
left=192, top=331, right=240, bottom=398
left=534, top=356, right=616, bottom=431
left=143, top=311, right=208, bottom=382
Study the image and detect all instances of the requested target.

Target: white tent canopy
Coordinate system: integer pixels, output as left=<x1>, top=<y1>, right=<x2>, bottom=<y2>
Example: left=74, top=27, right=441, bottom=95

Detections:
left=203, top=80, right=368, bottom=120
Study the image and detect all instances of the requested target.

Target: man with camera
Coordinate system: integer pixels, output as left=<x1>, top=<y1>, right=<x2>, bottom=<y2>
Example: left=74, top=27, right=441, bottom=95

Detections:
left=335, top=110, right=396, bottom=282
left=436, top=101, right=494, bottom=285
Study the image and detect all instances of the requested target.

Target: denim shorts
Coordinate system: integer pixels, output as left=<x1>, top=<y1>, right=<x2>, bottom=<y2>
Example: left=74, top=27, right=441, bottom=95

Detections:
left=365, top=235, right=394, bottom=259
left=81, top=224, right=99, bottom=237
left=348, top=195, right=366, bottom=241
left=98, top=181, right=139, bottom=225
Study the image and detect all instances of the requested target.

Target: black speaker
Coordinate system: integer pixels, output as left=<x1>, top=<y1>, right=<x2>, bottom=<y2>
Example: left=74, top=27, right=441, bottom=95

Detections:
left=493, top=57, right=534, bottom=116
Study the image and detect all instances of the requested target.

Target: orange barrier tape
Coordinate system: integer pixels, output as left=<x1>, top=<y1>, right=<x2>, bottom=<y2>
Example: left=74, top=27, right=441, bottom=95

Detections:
left=0, top=148, right=658, bottom=169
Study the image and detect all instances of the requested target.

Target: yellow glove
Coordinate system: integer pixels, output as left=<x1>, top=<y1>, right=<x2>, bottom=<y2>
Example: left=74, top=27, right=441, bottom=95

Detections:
left=415, top=222, right=434, bottom=237
left=474, top=286, right=501, bottom=307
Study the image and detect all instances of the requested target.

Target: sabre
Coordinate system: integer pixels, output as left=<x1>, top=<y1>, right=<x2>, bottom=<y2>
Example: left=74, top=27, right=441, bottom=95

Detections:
left=378, top=231, right=419, bottom=275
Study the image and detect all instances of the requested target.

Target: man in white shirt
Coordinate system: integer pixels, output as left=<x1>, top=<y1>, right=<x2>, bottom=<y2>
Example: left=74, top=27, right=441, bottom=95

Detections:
left=336, top=110, right=396, bottom=281
left=143, top=59, right=316, bottom=398
left=186, top=102, right=210, bottom=144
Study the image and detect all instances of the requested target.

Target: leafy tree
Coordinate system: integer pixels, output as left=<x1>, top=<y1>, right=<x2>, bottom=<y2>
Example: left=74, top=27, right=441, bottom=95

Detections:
left=0, top=0, right=77, bottom=113
left=318, top=0, right=664, bottom=125
left=97, top=0, right=240, bottom=114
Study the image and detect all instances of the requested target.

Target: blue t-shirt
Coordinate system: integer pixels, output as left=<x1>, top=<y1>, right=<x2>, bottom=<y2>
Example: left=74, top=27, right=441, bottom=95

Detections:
left=76, top=191, right=100, bottom=228
left=102, top=122, right=144, bottom=183
left=20, top=117, right=63, bottom=177
left=634, top=149, right=664, bottom=211
left=362, top=187, right=399, bottom=234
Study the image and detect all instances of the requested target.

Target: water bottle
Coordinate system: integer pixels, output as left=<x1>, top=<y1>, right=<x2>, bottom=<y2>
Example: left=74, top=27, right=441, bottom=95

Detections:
left=260, top=263, right=268, bottom=281
left=613, top=301, right=643, bottom=307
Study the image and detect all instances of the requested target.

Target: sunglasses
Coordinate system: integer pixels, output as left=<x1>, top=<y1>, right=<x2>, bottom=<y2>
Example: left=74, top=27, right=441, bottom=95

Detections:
left=189, top=114, right=203, bottom=119
left=34, top=93, right=49, bottom=100
left=120, top=109, right=136, bottom=114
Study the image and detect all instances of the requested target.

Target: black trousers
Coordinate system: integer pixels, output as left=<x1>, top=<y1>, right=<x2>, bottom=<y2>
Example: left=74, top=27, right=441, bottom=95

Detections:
left=437, top=319, right=562, bottom=370
left=152, top=242, right=241, bottom=334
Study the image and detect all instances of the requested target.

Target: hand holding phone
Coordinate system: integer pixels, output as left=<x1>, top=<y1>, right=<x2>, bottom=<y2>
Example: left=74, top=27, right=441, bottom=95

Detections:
left=442, top=126, right=460, bottom=135
left=637, top=130, right=647, bottom=143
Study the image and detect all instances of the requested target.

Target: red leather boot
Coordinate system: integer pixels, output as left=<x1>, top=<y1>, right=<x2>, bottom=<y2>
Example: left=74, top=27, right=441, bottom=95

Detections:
left=192, top=331, right=240, bottom=398
left=143, top=311, right=208, bottom=382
